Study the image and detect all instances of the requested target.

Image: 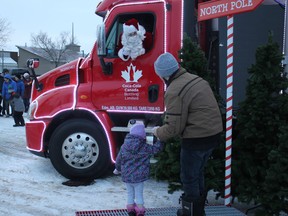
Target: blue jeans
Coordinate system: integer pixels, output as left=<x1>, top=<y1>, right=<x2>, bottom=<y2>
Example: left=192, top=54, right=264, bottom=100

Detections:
left=126, top=182, right=144, bottom=205
left=180, top=147, right=214, bottom=199
left=3, top=98, right=12, bottom=115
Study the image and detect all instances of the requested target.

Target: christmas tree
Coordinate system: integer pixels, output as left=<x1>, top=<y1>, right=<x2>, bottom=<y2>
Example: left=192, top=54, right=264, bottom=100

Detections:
left=232, top=34, right=288, bottom=215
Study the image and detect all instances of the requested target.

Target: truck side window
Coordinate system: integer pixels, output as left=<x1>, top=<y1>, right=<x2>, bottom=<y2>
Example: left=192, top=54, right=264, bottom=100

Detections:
left=106, top=22, right=118, bottom=57
left=106, top=13, right=155, bottom=58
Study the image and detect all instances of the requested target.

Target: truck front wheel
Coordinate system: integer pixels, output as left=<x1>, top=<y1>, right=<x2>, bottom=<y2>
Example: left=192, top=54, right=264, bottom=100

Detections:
left=49, top=119, right=111, bottom=180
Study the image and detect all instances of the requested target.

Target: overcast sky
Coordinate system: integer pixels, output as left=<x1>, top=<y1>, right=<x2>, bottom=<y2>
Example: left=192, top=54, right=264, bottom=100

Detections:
left=1, top=0, right=102, bottom=53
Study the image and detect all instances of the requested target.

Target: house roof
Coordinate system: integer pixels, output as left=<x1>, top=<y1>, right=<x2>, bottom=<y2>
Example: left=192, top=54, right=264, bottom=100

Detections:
left=17, top=45, right=83, bottom=63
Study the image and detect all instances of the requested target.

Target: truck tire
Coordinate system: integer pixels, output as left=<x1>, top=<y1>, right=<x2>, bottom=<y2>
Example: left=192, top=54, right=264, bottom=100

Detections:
left=49, top=119, right=111, bottom=180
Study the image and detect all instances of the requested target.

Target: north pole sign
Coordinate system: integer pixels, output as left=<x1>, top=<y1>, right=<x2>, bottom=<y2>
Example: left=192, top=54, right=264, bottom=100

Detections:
left=198, top=0, right=264, bottom=21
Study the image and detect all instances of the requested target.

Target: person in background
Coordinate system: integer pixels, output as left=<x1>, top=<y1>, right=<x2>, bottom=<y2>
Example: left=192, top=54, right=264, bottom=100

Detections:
left=10, top=92, right=25, bottom=127
left=14, top=74, right=25, bottom=98
left=2, top=73, right=17, bottom=117
left=0, top=70, right=5, bottom=116
left=113, top=123, right=164, bottom=216
left=152, top=52, right=223, bottom=216
left=1, top=68, right=10, bottom=116
left=23, top=73, right=32, bottom=112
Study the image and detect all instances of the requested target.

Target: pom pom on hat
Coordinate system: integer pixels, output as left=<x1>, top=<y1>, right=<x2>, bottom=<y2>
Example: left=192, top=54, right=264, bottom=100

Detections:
left=154, top=52, right=179, bottom=78
left=130, top=124, right=146, bottom=139
left=23, top=73, right=30, bottom=79
left=123, top=18, right=139, bottom=35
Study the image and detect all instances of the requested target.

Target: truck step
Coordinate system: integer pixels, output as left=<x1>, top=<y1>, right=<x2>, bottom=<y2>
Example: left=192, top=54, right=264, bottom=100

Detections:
left=75, top=206, right=246, bottom=216
left=111, top=126, right=154, bottom=133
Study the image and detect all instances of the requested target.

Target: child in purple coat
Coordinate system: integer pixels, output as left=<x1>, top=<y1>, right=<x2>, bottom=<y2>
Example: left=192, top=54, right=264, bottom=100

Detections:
left=114, top=124, right=164, bottom=216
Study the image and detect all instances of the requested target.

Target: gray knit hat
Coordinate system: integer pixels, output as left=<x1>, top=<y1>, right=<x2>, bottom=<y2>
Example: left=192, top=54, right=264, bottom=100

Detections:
left=154, top=52, right=179, bottom=78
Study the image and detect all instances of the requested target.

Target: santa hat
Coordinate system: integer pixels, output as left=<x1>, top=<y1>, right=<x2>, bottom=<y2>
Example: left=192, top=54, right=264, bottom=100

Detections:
left=123, top=18, right=139, bottom=34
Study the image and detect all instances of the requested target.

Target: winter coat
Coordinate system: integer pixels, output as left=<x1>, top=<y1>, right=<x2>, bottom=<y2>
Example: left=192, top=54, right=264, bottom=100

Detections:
left=156, top=67, right=223, bottom=142
left=0, top=75, right=4, bottom=92
left=2, top=74, right=17, bottom=100
left=16, top=80, right=25, bottom=98
left=23, top=78, right=32, bottom=99
left=11, top=94, right=25, bottom=112
left=115, top=134, right=163, bottom=183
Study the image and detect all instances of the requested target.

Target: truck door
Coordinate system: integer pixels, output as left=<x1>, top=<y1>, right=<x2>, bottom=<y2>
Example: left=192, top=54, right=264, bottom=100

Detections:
left=91, top=1, right=166, bottom=113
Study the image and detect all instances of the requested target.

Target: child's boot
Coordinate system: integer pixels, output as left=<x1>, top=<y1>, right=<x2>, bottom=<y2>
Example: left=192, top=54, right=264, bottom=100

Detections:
left=135, top=205, right=146, bottom=216
left=127, top=204, right=136, bottom=216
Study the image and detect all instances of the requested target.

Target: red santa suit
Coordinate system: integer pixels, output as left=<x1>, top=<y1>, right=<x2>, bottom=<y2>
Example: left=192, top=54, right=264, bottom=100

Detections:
left=118, top=18, right=152, bottom=61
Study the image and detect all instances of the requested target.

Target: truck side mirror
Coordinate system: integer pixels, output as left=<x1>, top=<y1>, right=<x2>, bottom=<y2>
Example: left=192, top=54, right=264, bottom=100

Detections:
left=96, top=24, right=106, bottom=56
left=27, top=58, right=40, bottom=69
left=26, top=58, right=43, bottom=91
left=96, top=24, right=113, bottom=75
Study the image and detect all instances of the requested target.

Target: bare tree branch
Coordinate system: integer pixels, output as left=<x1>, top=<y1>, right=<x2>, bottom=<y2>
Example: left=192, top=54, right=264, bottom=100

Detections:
left=0, top=18, right=11, bottom=48
left=31, top=31, right=70, bottom=67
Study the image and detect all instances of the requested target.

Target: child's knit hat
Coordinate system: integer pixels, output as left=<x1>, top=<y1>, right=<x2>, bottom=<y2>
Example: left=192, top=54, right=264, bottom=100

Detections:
left=130, top=124, right=146, bottom=139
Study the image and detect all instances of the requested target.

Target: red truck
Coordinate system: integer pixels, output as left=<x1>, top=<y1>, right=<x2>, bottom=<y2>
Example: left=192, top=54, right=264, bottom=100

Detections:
left=26, top=0, right=183, bottom=180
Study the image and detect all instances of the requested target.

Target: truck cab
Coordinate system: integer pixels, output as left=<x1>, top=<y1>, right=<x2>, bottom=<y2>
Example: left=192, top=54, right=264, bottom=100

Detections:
left=26, top=0, right=183, bottom=180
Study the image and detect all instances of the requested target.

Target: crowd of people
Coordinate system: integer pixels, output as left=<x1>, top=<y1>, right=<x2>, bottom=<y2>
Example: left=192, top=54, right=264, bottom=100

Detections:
left=0, top=68, right=32, bottom=127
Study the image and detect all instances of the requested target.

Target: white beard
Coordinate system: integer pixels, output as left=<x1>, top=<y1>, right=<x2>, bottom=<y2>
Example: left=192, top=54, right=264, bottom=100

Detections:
left=118, top=27, right=146, bottom=61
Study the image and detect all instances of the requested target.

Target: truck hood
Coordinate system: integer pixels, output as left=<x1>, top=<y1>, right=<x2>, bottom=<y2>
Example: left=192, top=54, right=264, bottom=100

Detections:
left=31, top=58, right=82, bottom=102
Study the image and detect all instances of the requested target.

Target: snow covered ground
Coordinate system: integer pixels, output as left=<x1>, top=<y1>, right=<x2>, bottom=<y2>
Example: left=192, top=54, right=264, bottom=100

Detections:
left=0, top=116, right=249, bottom=216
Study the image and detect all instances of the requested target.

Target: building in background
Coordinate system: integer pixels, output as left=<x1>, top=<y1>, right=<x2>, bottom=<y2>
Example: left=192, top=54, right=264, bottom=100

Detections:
left=17, top=43, right=84, bottom=76
left=0, top=50, right=18, bottom=72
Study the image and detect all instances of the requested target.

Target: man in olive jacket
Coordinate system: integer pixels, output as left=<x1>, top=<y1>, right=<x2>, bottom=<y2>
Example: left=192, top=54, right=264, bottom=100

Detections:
left=153, top=52, right=223, bottom=216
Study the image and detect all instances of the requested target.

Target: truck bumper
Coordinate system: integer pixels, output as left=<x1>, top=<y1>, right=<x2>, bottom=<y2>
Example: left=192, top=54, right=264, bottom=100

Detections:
left=25, top=120, right=48, bottom=154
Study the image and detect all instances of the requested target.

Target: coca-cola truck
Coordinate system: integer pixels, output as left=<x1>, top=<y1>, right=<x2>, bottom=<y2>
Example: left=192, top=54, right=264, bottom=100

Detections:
left=25, top=0, right=183, bottom=179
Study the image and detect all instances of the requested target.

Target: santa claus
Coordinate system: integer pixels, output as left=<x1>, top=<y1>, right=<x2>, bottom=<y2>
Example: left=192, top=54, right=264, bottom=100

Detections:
left=118, top=18, right=152, bottom=61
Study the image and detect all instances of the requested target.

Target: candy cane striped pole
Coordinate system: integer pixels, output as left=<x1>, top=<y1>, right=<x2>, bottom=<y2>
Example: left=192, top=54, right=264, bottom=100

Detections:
left=225, top=15, right=234, bottom=206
